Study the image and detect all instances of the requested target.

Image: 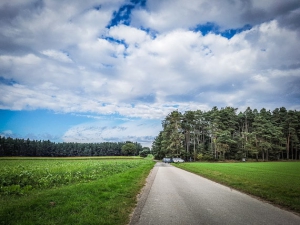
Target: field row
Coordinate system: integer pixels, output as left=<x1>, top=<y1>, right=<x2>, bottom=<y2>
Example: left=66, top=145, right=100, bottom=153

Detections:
left=0, top=158, right=155, bottom=225
left=0, top=158, right=146, bottom=195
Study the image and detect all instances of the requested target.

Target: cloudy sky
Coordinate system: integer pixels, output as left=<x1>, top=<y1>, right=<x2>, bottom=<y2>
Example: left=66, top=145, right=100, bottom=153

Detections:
left=1, top=0, right=300, bottom=147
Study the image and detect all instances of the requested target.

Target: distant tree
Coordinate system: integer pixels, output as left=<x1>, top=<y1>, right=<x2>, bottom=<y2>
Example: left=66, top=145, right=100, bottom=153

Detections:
left=0, top=136, right=145, bottom=157
left=121, top=142, right=137, bottom=156
left=135, top=142, right=143, bottom=155
left=152, top=131, right=165, bottom=159
left=139, top=147, right=150, bottom=157
left=142, top=147, right=150, bottom=152
left=282, top=110, right=299, bottom=159
left=162, top=110, right=184, bottom=157
left=182, top=111, right=196, bottom=160
left=152, top=106, right=300, bottom=161
left=139, top=149, right=150, bottom=157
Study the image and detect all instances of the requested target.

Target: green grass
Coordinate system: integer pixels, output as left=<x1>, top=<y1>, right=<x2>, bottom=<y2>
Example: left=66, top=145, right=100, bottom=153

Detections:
left=0, top=157, right=155, bottom=225
left=174, top=162, right=300, bottom=213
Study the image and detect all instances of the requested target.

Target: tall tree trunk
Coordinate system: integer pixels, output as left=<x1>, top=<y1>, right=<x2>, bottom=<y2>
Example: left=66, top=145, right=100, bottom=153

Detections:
left=291, top=141, right=294, bottom=160
left=193, top=128, right=196, bottom=161
left=185, top=131, right=190, bottom=155
left=214, top=138, right=217, bottom=159
left=210, top=136, right=213, bottom=157
left=286, top=134, right=290, bottom=160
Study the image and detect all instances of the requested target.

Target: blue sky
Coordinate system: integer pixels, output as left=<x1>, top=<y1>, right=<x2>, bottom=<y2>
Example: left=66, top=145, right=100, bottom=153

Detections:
left=1, top=0, right=300, bottom=147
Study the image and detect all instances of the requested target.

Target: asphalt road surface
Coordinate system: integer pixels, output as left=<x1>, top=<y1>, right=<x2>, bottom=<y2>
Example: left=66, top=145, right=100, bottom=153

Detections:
left=130, top=162, right=300, bottom=225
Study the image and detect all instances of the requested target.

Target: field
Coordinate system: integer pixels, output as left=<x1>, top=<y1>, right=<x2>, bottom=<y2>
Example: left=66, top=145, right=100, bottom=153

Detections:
left=0, top=157, right=155, bottom=225
left=174, top=162, right=300, bottom=213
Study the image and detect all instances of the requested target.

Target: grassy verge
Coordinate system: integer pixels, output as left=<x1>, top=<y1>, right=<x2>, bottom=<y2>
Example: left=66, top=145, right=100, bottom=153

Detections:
left=174, top=162, right=300, bottom=213
left=0, top=158, right=155, bottom=225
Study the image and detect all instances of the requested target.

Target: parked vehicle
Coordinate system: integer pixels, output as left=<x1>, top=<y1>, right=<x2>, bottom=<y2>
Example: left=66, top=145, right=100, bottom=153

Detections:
left=172, top=158, right=185, bottom=163
left=162, top=158, right=173, bottom=163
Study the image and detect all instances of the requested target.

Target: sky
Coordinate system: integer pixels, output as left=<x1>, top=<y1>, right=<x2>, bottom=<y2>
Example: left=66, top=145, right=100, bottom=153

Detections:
left=1, top=0, right=300, bottom=147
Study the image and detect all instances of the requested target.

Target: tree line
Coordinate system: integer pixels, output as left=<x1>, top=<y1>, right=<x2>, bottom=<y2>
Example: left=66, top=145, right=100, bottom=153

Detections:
left=0, top=137, right=144, bottom=157
left=151, top=106, right=300, bottom=161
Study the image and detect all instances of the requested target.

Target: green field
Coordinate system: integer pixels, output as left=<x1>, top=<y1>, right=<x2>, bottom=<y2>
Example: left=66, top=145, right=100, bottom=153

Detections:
left=0, top=157, right=155, bottom=225
left=174, top=162, right=300, bottom=213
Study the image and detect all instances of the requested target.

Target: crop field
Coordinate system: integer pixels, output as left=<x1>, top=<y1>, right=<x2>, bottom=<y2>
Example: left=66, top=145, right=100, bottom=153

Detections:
left=0, top=157, right=155, bottom=225
left=174, top=162, right=300, bottom=213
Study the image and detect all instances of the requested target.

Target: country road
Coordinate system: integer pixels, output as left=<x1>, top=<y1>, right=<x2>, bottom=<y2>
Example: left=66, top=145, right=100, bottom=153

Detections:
left=130, top=162, right=300, bottom=225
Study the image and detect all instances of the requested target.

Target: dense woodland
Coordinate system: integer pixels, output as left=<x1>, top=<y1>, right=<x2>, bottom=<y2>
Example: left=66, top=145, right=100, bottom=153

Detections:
left=152, top=106, right=300, bottom=161
left=0, top=137, right=143, bottom=157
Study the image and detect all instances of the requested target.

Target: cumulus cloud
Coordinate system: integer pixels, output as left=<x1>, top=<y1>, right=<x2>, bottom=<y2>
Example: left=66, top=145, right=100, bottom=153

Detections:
left=0, top=130, right=13, bottom=137
left=62, top=118, right=162, bottom=147
left=131, top=0, right=300, bottom=32
left=41, top=50, right=73, bottom=63
left=1, top=0, right=300, bottom=145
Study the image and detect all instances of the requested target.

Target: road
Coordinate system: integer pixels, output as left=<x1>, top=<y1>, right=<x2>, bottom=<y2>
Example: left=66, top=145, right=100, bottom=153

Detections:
left=130, top=162, right=300, bottom=225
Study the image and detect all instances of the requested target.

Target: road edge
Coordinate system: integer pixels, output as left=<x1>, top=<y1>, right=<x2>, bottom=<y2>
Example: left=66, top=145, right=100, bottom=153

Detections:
left=129, top=162, right=159, bottom=225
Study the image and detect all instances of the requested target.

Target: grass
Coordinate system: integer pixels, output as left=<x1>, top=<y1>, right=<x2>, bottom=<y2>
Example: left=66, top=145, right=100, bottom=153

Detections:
left=0, top=157, right=155, bottom=225
left=174, top=161, right=300, bottom=213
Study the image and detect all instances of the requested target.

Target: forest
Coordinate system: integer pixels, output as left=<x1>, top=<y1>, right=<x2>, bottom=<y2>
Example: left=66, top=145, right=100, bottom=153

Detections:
left=0, top=137, right=143, bottom=157
left=151, top=106, right=300, bottom=161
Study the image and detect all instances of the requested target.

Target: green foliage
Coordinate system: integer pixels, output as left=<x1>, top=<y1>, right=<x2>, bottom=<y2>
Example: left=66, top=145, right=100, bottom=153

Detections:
left=197, top=153, right=215, bottom=161
left=139, top=147, right=151, bottom=157
left=139, top=150, right=149, bottom=157
left=197, top=153, right=203, bottom=160
left=0, top=138, right=144, bottom=157
left=146, top=154, right=154, bottom=159
left=121, top=142, right=137, bottom=156
left=142, top=147, right=150, bottom=152
left=174, top=162, right=300, bottom=213
left=0, top=158, right=147, bottom=196
left=162, top=111, right=185, bottom=157
left=152, top=106, right=300, bottom=161
left=0, top=158, right=155, bottom=225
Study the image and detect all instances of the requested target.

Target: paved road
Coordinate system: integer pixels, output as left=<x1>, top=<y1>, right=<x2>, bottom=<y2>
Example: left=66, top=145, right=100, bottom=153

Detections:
left=130, top=162, right=300, bottom=225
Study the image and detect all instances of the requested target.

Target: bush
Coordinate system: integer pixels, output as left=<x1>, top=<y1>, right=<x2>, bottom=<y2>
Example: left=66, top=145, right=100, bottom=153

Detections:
left=197, top=153, right=203, bottom=160
left=197, top=153, right=215, bottom=161
left=139, top=150, right=149, bottom=158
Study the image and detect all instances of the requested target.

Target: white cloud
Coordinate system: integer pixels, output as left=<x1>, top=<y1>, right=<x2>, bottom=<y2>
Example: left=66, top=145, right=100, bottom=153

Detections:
left=1, top=19, right=300, bottom=116
left=108, top=24, right=151, bottom=45
left=42, top=50, right=73, bottom=63
left=62, top=118, right=162, bottom=147
left=0, top=130, right=13, bottom=137
left=1, top=0, right=300, bottom=144
left=131, top=0, right=300, bottom=32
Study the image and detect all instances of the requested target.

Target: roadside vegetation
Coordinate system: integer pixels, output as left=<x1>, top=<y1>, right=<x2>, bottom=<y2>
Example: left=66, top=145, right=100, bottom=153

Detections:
left=152, top=106, right=300, bottom=161
left=0, top=157, right=155, bottom=225
left=0, top=138, right=146, bottom=157
left=174, top=161, right=300, bottom=213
